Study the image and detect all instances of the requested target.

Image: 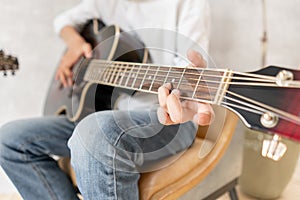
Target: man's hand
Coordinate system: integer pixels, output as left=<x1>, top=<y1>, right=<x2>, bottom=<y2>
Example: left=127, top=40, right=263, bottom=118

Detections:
left=157, top=50, right=215, bottom=126
left=55, top=26, right=92, bottom=87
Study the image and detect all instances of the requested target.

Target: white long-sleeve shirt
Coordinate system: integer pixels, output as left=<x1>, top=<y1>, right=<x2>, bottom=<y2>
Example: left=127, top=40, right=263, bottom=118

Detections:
left=54, top=0, right=210, bottom=110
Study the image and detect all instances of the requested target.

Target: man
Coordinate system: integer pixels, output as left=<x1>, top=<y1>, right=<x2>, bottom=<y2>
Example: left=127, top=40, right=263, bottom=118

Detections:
left=0, top=0, right=213, bottom=199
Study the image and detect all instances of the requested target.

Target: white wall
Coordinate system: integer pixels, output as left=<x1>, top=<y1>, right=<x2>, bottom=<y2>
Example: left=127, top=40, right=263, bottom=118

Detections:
left=0, top=0, right=300, bottom=195
left=209, top=0, right=300, bottom=70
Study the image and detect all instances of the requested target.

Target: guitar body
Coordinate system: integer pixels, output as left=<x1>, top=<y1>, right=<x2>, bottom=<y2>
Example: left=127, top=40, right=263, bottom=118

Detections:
left=43, top=20, right=149, bottom=122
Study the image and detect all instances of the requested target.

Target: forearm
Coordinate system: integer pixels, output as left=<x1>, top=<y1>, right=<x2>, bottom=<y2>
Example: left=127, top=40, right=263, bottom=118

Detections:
left=59, top=26, right=86, bottom=48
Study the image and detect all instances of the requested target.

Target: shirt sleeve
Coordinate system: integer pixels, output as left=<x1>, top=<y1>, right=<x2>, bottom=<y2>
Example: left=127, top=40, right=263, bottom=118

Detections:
left=175, top=0, right=211, bottom=65
left=53, top=0, right=101, bottom=34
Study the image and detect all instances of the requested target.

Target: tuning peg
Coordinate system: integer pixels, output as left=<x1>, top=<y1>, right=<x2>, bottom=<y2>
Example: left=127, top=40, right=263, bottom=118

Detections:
left=13, top=58, right=19, bottom=70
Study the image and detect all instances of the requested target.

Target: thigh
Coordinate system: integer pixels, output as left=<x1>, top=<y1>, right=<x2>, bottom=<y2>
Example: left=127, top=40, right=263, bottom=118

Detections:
left=0, top=116, right=75, bottom=157
left=71, top=109, right=197, bottom=171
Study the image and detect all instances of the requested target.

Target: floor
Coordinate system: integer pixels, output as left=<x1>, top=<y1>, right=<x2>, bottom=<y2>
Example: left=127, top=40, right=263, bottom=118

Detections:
left=0, top=156, right=299, bottom=200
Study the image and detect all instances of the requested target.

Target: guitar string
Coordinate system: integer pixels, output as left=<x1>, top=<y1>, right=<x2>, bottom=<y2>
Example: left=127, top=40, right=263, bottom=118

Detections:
left=86, top=62, right=297, bottom=90
left=85, top=62, right=298, bottom=102
left=86, top=62, right=272, bottom=83
left=223, top=96, right=267, bottom=114
left=85, top=62, right=300, bottom=126
left=88, top=59, right=278, bottom=81
left=223, top=90, right=300, bottom=125
left=89, top=63, right=276, bottom=83
left=202, top=77, right=300, bottom=126
left=196, top=85, right=300, bottom=126
left=96, top=63, right=299, bottom=88
left=86, top=63, right=300, bottom=116
left=88, top=60, right=299, bottom=90
left=229, top=90, right=300, bottom=123
left=86, top=66, right=300, bottom=125
left=90, top=59, right=273, bottom=81
left=84, top=60, right=299, bottom=123
left=87, top=61, right=300, bottom=87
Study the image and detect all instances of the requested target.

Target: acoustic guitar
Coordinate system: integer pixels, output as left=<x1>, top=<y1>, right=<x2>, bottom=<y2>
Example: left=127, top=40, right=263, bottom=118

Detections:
left=43, top=20, right=300, bottom=144
left=0, top=50, right=18, bottom=76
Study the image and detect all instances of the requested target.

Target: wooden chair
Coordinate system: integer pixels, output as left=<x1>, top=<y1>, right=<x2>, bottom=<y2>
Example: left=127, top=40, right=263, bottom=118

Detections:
left=59, top=106, right=240, bottom=200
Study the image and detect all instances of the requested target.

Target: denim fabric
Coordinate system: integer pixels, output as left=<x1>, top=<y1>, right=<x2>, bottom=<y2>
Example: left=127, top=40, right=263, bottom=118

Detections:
left=68, top=109, right=197, bottom=200
left=0, top=116, right=79, bottom=200
left=0, top=110, right=197, bottom=200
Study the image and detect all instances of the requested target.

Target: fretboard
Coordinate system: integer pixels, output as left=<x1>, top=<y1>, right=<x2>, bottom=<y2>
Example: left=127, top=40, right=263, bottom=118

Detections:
left=83, top=59, right=232, bottom=105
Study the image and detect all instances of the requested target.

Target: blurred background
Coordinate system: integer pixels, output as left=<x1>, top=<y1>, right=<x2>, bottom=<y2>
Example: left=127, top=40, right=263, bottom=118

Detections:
left=0, top=0, right=299, bottom=199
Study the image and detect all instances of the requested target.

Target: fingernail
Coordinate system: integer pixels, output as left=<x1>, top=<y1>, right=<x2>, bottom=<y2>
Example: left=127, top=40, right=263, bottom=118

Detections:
left=163, top=83, right=172, bottom=89
left=171, top=89, right=180, bottom=96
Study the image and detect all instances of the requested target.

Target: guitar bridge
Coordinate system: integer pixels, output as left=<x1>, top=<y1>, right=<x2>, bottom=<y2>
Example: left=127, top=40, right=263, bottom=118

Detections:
left=261, top=134, right=287, bottom=161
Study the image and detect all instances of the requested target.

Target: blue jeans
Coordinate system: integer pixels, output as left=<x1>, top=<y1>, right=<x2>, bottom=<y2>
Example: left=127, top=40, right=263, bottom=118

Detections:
left=0, top=109, right=197, bottom=200
left=0, top=116, right=79, bottom=200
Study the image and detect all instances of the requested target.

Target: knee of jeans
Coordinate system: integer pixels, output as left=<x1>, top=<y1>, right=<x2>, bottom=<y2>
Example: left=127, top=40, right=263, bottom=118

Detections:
left=68, top=114, right=113, bottom=168
left=69, top=111, right=122, bottom=149
left=68, top=112, right=137, bottom=170
left=68, top=112, right=114, bottom=153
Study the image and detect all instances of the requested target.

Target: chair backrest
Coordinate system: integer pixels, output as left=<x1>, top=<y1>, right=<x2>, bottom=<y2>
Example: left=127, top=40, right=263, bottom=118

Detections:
left=139, top=107, right=238, bottom=200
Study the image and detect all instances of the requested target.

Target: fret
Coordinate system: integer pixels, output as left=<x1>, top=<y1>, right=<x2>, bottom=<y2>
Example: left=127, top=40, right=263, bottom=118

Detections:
left=109, top=63, right=118, bottom=83
left=92, top=66, right=98, bottom=81
left=176, top=68, right=199, bottom=100
left=131, top=64, right=142, bottom=88
left=163, top=66, right=172, bottom=85
left=85, top=61, right=111, bottom=83
left=214, top=69, right=232, bottom=105
left=113, top=63, right=122, bottom=85
left=101, top=63, right=110, bottom=83
left=149, top=66, right=160, bottom=92
left=84, top=59, right=226, bottom=104
left=133, top=65, right=147, bottom=89
left=194, top=69, right=226, bottom=103
left=139, top=65, right=150, bottom=90
left=192, top=69, right=204, bottom=99
left=144, top=66, right=159, bottom=90
left=164, top=67, right=182, bottom=88
left=87, top=64, right=98, bottom=82
left=124, top=64, right=134, bottom=87
left=176, top=67, right=187, bottom=89
left=106, top=62, right=115, bottom=83
left=118, top=63, right=129, bottom=86
left=129, top=64, right=139, bottom=87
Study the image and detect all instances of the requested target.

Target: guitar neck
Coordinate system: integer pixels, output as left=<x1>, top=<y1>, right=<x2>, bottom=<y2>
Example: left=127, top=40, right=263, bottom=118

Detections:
left=83, top=59, right=232, bottom=105
left=83, top=59, right=300, bottom=142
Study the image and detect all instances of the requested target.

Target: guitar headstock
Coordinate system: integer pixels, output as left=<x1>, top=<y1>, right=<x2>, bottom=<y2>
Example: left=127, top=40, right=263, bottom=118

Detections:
left=224, top=66, right=300, bottom=142
left=0, top=50, right=19, bottom=76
